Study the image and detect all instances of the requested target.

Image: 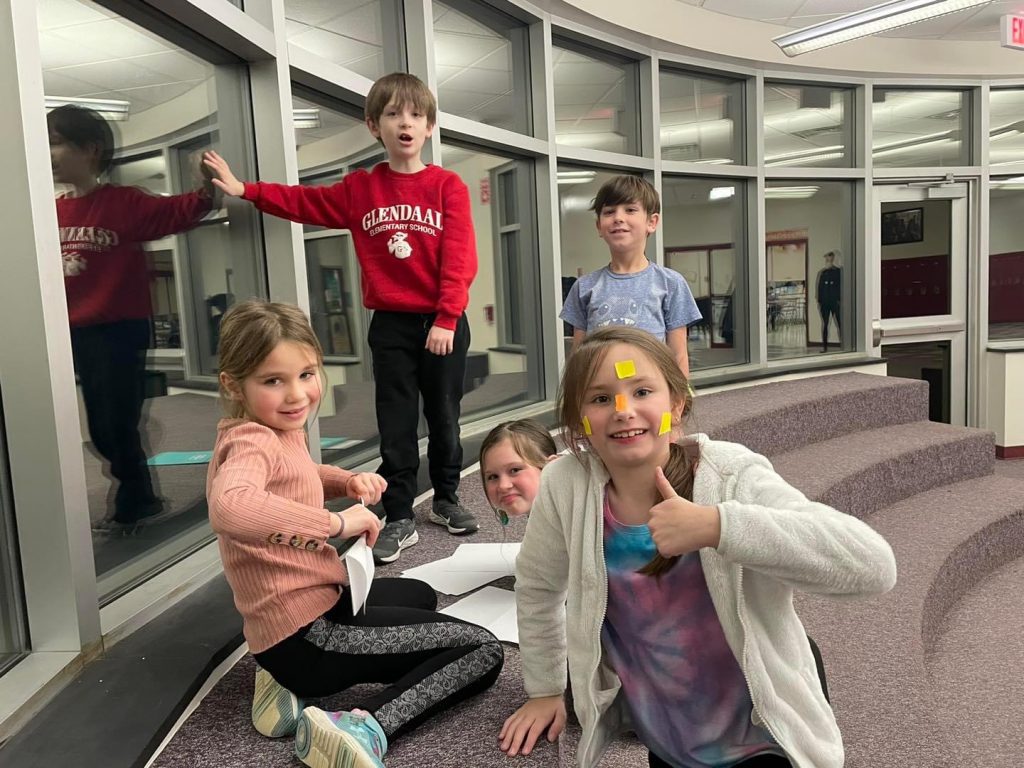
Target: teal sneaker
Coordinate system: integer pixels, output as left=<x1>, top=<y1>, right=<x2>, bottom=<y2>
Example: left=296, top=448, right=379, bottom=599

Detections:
left=251, top=667, right=304, bottom=738
left=295, top=707, right=388, bottom=768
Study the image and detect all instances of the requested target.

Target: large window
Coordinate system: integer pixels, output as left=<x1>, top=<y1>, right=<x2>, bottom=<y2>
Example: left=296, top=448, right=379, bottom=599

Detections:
left=989, top=88, right=1024, bottom=167
left=872, top=88, right=971, bottom=167
left=989, top=178, right=1024, bottom=342
left=765, top=181, right=855, bottom=360
left=552, top=38, right=640, bottom=154
left=764, top=82, right=854, bottom=168
left=39, top=0, right=264, bottom=601
left=0, top=401, right=27, bottom=676
left=660, top=69, right=744, bottom=165
left=433, top=0, right=532, bottom=135
left=662, top=177, right=748, bottom=370
left=284, top=0, right=404, bottom=79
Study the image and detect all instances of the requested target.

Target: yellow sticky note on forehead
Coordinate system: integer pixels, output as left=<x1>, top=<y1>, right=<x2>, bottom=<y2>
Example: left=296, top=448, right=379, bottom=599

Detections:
left=582, top=416, right=592, bottom=436
left=615, top=394, right=627, bottom=412
left=614, top=359, right=636, bottom=379
left=659, top=412, right=672, bottom=436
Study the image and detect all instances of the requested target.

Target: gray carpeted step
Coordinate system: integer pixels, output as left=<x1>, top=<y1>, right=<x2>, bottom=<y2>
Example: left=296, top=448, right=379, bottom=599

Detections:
left=694, top=373, right=928, bottom=457
left=770, top=420, right=995, bottom=519
left=796, top=474, right=1024, bottom=768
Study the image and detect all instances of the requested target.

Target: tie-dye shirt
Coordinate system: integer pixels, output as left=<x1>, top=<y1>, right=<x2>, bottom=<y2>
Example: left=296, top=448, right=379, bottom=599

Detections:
left=600, top=490, right=783, bottom=768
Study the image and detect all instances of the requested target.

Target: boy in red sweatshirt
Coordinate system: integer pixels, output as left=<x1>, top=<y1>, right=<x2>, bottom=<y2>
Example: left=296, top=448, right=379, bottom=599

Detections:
left=204, top=72, right=479, bottom=564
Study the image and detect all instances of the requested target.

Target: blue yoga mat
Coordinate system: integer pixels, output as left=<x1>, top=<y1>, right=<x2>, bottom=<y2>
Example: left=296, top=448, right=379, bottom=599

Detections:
left=148, top=437, right=358, bottom=466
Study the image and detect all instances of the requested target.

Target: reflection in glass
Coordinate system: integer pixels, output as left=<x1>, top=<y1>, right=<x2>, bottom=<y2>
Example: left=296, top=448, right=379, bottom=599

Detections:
left=552, top=41, right=639, bottom=154
left=764, top=82, right=853, bottom=168
left=989, top=89, right=1024, bottom=167
left=433, top=0, right=531, bottom=135
left=660, top=69, right=744, bottom=165
left=872, top=89, right=970, bottom=167
left=882, top=341, right=951, bottom=423
left=39, top=0, right=262, bottom=600
left=0, top=402, right=28, bottom=675
left=766, top=181, right=853, bottom=359
left=988, top=179, right=1024, bottom=342
left=880, top=199, right=950, bottom=320
left=284, top=0, right=401, bottom=80
left=662, top=177, right=747, bottom=370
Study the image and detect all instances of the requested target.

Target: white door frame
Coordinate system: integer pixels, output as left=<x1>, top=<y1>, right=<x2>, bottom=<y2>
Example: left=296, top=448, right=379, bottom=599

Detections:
left=871, top=182, right=969, bottom=425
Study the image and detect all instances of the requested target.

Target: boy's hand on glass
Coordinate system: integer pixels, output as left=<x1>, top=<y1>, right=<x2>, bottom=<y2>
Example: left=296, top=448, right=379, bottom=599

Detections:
left=498, top=695, right=566, bottom=757
left=425, top=325, right=454, bottom=356
left=346, top=472, right=387, bottom=505
left=341, top=505, right=384, bottom=548
left=649, top=466, right=722, bottom=555
left=202, top=150, right=245, bottom=197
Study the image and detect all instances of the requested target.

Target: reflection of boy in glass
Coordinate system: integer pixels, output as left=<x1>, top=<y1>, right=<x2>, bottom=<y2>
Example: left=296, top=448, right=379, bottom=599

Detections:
left=816, top=250, right=841, bottom=352
left=48, top=105, right=215, bottom=530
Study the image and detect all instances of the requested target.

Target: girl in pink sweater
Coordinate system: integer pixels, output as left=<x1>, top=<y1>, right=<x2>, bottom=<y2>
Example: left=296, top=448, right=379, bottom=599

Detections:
left=207, top=300, right=503, bottom=768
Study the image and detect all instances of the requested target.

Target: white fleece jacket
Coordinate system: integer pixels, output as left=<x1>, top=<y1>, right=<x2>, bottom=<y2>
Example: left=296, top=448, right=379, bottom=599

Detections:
left=514, top=435, right=897, bottom=768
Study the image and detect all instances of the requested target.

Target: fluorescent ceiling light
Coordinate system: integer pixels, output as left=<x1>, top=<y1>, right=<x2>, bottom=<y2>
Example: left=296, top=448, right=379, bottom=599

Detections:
left=992, top=176, right=1024, bottom=186
left=990, top=121, right=1024, bottom=141
left=292, top=109, right=321, bottom=129
left=709, top=186, right=736, bottom=200
left=765, top=186, right=820, bottom=199
left=45, top=95, right=131, bottom=121
left=557, top=170, right=596, bottom=185
left=765, top=144, right=845, bottom=166
left=773, top=0, right=993, bottom=57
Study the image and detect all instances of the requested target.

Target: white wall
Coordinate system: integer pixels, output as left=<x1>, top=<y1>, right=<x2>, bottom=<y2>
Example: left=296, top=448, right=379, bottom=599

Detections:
left=986, top=351, right=1024, bottom=452
left=990, top=191, right=1024, bottom=255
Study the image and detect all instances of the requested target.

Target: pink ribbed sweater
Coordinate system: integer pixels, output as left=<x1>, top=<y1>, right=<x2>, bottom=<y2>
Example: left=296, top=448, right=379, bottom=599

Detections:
left=206, top=418, right=354, bottom=653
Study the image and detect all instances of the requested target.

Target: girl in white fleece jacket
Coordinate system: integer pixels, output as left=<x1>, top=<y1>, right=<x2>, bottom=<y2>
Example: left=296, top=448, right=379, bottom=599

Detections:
left=499, top=326, right=896, bottom=768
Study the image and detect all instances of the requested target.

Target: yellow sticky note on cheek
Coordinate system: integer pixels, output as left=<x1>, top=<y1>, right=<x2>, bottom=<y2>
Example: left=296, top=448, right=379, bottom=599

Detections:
left=614, top=359, right=636, bottom=379
left=659, top=412, right=672, bottom=436
left=615, top=394, right=627, bottom=412
left=582, top=416, right=592, bottom=436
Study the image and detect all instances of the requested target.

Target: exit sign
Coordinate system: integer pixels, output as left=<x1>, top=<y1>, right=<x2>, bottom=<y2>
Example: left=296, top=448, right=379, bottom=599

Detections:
left=1003, top=14, right=1024, bottom=50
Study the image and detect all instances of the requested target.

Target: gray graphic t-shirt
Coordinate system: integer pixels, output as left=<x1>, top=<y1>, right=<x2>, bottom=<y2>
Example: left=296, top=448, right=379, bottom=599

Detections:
left=560, top=262, right=701, bottom=341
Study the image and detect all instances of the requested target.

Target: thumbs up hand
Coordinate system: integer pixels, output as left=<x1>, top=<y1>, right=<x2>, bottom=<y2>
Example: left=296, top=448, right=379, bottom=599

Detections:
left=648, top=466, right=722, bottom=557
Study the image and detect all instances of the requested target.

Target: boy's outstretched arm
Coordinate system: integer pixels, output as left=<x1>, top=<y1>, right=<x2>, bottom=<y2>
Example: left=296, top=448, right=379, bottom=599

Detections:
left=203, top=150, right=245, bottom=197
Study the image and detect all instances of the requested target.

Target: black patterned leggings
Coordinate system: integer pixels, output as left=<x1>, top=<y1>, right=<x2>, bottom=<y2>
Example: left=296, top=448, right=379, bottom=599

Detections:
left=253, top=578, right=504, bottom=739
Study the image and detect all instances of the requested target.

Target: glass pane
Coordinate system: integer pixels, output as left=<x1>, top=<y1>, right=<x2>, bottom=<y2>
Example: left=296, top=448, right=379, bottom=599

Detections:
left=989, top=89, right=1024, bottom=166
left=872, top=89, right=970, bottom=167
left=0, top=398, right=28, bottom=675
left=443, top=144, right=542, bottom=419
left=880, top=200, right=950, bottom=319
left=766, top=181, right=854, bottom=359
left=433, top=0, right=532, bottom=135
left=552, top=41, right=639, bottom=154
left=660, top=69, right=744, bottom=165
left=764, top=82, right=853, bottom=168
left=662, top=177, right=747, bottom=370
left=284, top=0, right=403, bottom=80
left=989, top=178, right=1024, bottom=342
left=881, top=341, right=951, bottom=423
left=39, top=0, right=263, bottom=600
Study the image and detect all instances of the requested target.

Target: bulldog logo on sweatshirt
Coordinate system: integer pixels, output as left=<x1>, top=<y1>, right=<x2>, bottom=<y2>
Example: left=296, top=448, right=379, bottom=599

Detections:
left=387, top=231, right=413, bottom=259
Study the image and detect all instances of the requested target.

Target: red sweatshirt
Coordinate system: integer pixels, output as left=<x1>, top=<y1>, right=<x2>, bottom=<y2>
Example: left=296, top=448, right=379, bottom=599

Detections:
left=243, top=163, right=477, bottom=330
left=206, top=419, right=355, bottom=654
left=56, top=184, right=212, bottom=328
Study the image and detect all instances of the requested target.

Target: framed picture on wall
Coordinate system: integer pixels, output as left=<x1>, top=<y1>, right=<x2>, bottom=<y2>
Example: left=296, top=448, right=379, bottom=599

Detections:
left=322, top=267, right=344, bottom=312
left=881, top=207, right=924, bottom=245
left=328, top=313, right=354, bottom=356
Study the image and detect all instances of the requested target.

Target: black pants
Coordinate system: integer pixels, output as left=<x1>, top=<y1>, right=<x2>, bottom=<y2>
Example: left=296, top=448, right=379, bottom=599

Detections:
left=819, top=302, right=840, bottom=350
left=368, top=311, right=470, bottom=521
left=253, top=577, right=502, bottom=740
left=647, top=636, right=828, bottom=768
left=70, top=319, right=156, bottom=523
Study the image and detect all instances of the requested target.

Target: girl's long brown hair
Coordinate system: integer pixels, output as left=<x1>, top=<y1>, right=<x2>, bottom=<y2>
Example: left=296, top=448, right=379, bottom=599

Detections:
left=557, top=326, right=697, bottom=577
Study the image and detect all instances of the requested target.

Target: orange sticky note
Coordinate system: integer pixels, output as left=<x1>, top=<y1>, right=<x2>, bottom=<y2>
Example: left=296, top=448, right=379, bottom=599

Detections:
left=582, top=416, right=592, bottom=436
left=615, top=394, right=627, bottom=412
left=659, top=412, right=672, bottom=436
left=614, top=359, right=636, bottom=379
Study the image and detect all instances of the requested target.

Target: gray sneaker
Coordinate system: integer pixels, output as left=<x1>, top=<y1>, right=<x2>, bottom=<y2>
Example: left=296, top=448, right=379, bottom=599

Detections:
left=372, top=518, right=419, bottom=564
left=429, top=499, right=479, bottom=535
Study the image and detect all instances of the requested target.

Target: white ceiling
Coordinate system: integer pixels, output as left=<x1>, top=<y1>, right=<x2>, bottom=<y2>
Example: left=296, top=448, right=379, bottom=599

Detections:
left=676, top=0, right=1024, bottom=41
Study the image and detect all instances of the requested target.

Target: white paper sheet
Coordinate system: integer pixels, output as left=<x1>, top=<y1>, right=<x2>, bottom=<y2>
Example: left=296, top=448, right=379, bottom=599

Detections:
left=343, top=537, right=375, bottom=614
left=399, top=542, right=521, bottom=595
left=440, top=587, right=518, bottom=644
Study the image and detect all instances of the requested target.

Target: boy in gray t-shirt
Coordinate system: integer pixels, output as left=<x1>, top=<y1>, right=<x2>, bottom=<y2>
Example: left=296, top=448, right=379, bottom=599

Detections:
left=560, top=176, right=701, bottom=375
